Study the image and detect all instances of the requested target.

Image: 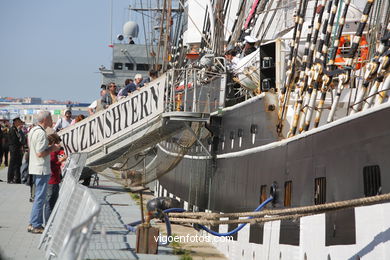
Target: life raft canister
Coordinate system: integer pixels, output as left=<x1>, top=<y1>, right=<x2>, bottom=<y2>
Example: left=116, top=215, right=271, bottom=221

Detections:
left=334, top=35, right=369, bottom=70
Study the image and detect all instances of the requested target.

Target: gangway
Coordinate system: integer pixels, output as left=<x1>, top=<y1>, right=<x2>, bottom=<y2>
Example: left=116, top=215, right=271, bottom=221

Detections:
left=58, top=69, right=222, bottom=171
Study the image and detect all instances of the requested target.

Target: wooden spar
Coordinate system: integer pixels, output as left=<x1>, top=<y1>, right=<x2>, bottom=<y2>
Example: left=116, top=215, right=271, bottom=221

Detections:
left=156, top=0, right=167, bottom=71
left=200, top=3, right=211, bottom=52
left=277, top=0, right=304, bottom=111
left=227, top=0, right=246, bottom=44
left=277, top=0, right=309, bottom=135
left=213, top=0, right=226, bottom=56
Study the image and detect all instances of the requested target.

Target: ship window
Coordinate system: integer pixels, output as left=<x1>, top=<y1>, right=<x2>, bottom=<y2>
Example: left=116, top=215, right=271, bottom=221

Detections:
left=125, top=63, right=134, bottom=70
left=136, top=64, right=150, bottom=71
left=363, top=165, right=381, bottom=197
left=284, top=181, right=292, bottom=207
left=260, top=185, right=267, bottom=203
left=114, top=62, right=123, bottom=70
left=314, top=177, right=326, bottom=205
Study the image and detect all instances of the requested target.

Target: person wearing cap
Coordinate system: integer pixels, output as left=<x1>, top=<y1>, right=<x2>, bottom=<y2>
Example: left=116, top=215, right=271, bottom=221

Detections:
left=243, top=35, right=258, bottom=57
left=101, top=82, right=118, bottom=109
left=7, top=117, right=25, bottom=183
left=27, top=111, right=61, bottom=234
left=134, top=74, right=144, bottom=90
left=53, top=109, right=72, bottom=132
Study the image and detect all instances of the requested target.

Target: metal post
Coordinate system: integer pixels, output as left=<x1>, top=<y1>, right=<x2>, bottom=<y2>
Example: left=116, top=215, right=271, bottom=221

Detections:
left=140, top=191, right=145, bottom=224
left=184, top=69, right=188, bottom=111
left=165, top=72, right=169, bottom=112
left=192, top=70, right=197, bottom=112
left=171, top=70, right=175, bottom=112
left=218, top=71, right=227, bottom=110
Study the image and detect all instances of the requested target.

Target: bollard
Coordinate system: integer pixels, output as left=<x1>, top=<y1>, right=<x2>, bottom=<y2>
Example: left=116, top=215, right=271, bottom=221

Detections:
left=136, top=223, right=159, bottom=254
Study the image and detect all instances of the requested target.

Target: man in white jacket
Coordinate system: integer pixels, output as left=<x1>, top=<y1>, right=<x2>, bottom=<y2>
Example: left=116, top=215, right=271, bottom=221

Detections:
left=27, top=111, right=60, bottom=234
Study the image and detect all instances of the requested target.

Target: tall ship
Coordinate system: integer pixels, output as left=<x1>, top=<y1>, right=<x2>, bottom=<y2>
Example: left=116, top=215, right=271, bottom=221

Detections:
left=59, top=0, right=390, bottom=259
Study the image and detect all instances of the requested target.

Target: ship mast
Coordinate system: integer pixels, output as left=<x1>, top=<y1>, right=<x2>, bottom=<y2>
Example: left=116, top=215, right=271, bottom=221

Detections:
left=129, top=2, right=182, bottom=72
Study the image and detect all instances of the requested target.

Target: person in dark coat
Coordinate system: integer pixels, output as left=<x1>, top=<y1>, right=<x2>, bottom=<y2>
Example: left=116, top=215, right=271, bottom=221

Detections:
left=7, top=117, right=25, bottom=183
left=1, top=123, right=10, bottom=166
left=0, top=124, right=3, bottom=166
left=243, top=35, right=258, bottom=57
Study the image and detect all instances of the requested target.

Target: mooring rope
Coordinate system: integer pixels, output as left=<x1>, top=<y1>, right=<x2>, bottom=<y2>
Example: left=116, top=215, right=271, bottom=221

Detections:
left=168, top=193, right=390, bottom=226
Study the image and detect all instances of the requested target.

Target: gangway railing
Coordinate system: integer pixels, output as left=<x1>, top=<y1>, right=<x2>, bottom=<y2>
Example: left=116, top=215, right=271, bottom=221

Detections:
left=58, top=69, right=221, bottom=170
left=38, top=153, right=101, bottom=260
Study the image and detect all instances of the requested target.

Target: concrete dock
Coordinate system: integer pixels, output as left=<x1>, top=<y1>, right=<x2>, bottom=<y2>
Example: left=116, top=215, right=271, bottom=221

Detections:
left=0, top=167, right=226, bottom=260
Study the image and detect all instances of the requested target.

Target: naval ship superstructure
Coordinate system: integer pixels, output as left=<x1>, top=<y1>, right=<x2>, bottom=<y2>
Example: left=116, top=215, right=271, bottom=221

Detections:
left=99, top=20, right=158, bottom=88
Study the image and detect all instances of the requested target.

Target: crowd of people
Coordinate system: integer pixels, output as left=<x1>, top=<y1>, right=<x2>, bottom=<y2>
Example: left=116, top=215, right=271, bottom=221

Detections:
left=0, top=69, right=160, bottom=234
left=89, top=69, right=158, bottom=114
left=0, top=109, right=82, bottom=234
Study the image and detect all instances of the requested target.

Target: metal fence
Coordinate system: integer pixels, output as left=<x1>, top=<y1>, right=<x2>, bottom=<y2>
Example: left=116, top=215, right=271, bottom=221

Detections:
left=38, top=153, right=101, bottom=260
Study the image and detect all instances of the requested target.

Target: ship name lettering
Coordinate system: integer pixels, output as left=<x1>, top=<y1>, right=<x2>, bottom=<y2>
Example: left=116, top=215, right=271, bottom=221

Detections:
left=112, top=105, right=122, bottom=134
left=131, top=95, right=139, bottom=124
left=104, top=110, right=112, bottom=138
left=88, top=119, right=97, bottom=146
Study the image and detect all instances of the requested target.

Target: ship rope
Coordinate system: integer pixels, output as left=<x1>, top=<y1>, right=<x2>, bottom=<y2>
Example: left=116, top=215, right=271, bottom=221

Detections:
left=167, top=193, right=390, bottom=226
left=136, top=0, right=149, bottom=66
left=176, top=0, right=212, bottom=49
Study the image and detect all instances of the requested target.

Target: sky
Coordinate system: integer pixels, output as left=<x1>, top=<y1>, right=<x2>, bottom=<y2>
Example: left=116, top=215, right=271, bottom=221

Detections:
left=0, top=0, right=136, bottom=103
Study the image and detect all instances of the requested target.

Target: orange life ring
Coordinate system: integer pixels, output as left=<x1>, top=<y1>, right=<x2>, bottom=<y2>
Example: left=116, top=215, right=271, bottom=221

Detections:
left=334, top=35, right=369, bottom=70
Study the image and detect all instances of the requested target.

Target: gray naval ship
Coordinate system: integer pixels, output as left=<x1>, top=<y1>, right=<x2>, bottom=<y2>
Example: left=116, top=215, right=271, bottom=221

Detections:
left=98, top=20, right=156, bottom=88
left=58, top=0, right=390, bottom=259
